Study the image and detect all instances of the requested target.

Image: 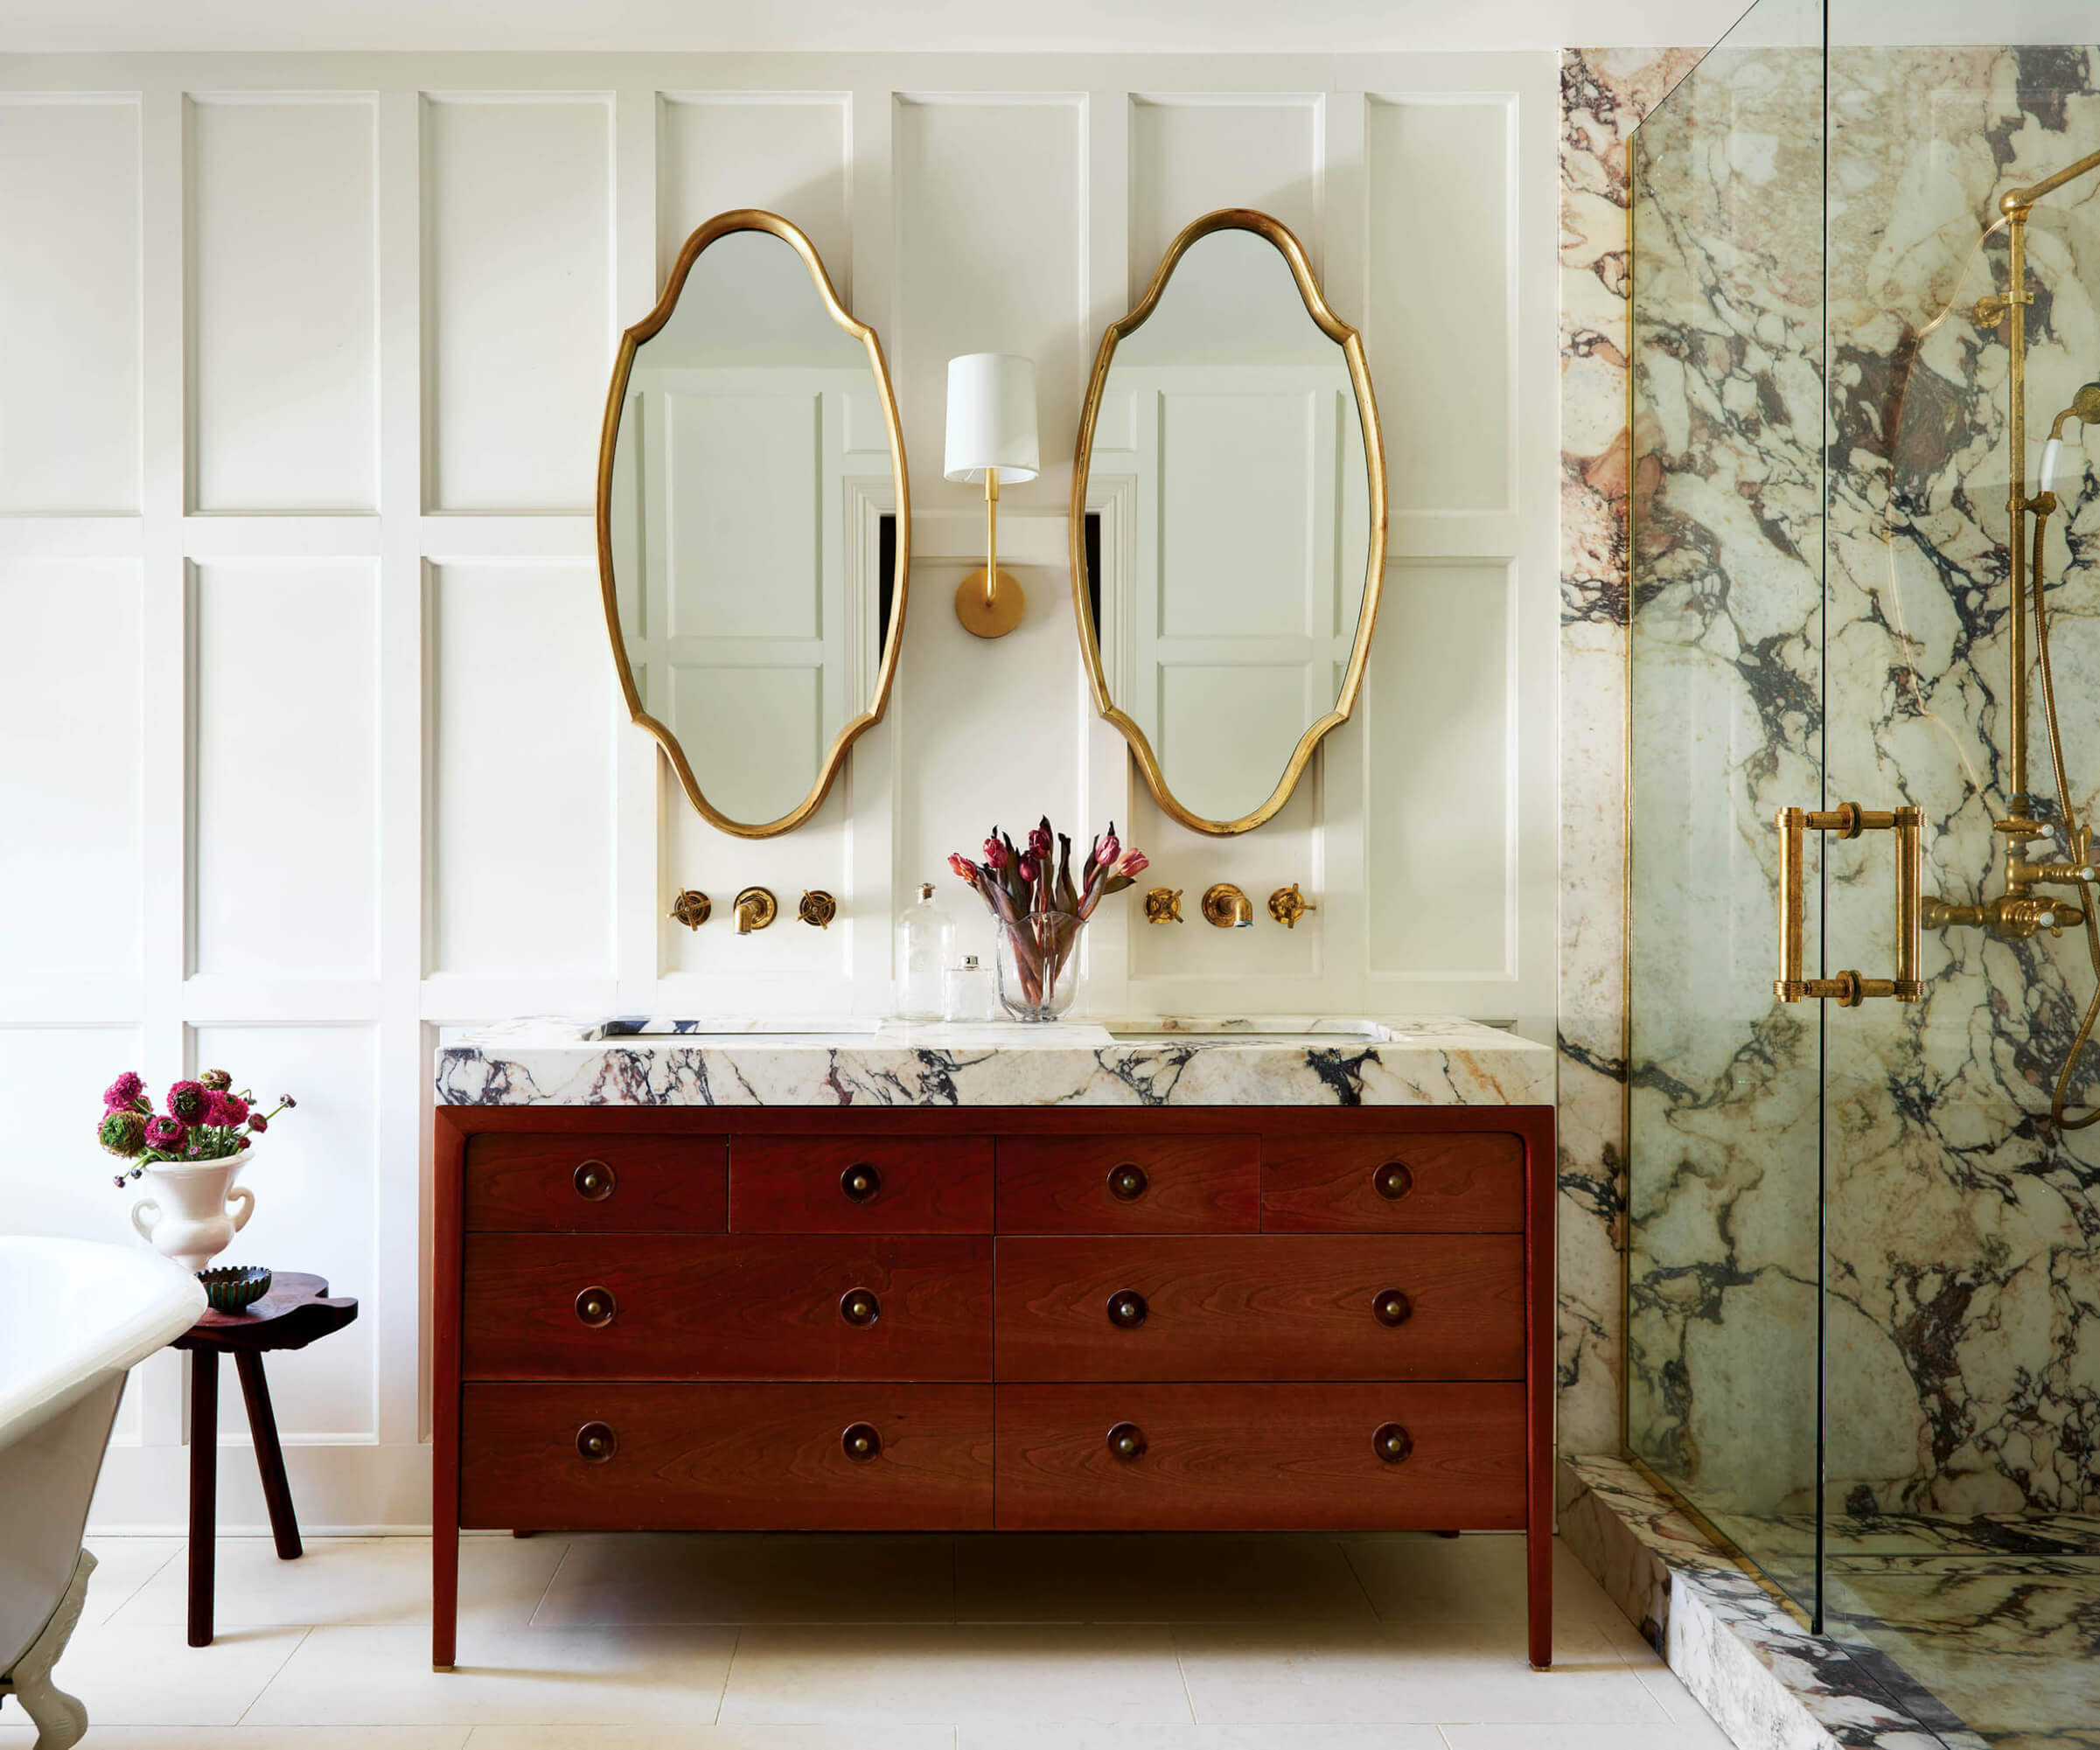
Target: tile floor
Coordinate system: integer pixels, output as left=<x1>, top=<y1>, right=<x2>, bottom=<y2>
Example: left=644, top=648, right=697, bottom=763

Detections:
left=0, top=1530, right=1736, bottom=1749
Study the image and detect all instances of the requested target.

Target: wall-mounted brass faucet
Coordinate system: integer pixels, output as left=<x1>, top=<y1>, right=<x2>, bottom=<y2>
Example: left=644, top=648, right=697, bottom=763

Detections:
left=1200, top=883, right=1252, bottom=928
left=1144, top=887, right=1184, bottom=924
left=798, top=889, right=836, bottom=929
left=669, top=889, right=711, bottom=929
left=734, top=887, right=778, bottom=933
left=1267, top=884, right=1316, bottom=929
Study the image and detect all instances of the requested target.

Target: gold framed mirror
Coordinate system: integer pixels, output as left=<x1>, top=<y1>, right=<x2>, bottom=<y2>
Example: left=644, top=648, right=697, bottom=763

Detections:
left=1069, top=208, right=1386, bottom=835
left=596, top=210, right=910, bottom=838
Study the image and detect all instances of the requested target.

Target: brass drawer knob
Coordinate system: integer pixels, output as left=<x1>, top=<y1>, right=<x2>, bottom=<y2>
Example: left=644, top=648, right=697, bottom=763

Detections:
left=840, top=1287, right=881, bottom=1328
left=842, top=1421, right=883, bottom=1462
left=575, top=1286, right=617, bottom=1328
left=1106, top=1290, right=1148, bottom=1329
left=1373, top=1288, right=1413, bottom=1328
left=841, top=1163, right=882, bottom=1203
left=576, top=1421, right=617, bottom=1461
left=1372, top=1161, right=1413, bottom=1202
left=1373, top=1422, right=1413, bottom=1465
left=1106, top=1420, right=1147, bottom=1461
left=574, top=1159, right=615, bottom=1202
left=1106, top=1162, right=1148, bottom=1202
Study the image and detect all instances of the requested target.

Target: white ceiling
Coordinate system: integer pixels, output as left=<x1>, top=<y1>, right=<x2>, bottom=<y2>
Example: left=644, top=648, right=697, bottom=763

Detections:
left=0, top=0, right=1757, bottom=55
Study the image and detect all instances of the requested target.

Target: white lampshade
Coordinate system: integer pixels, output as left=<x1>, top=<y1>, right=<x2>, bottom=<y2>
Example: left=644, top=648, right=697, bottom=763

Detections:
left=944, top=353, right=1040, bottom=485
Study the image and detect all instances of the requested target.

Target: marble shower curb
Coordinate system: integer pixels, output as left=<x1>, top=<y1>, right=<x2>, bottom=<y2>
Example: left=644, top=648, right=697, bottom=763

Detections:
left=1559, top=1454, right=1985, bottom=1750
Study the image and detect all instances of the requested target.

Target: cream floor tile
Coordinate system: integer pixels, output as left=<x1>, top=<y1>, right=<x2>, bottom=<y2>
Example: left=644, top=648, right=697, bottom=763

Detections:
left=465, top=1729, right=952, bottom=1749
left=115, top=1535, right=568, bottom=1632
left=1633, top=1659, right=1736, bottom=1737
left=0, top=1619, right=310, bottom=1727
left=952, top=1534, right=1373, bottom=1623
left=1442, top=1726, right=1736, bottom=1750
left=533, top=1533, right=955, bottom=1626
left=0, top=1729, right=470, bottom=1750
left=242, top=1624, right=738, bottom=1728
left=717, top=1624, right=1193, bottom=1726
left=80, top=1537, right=185, bottom=1624
left=957, top=1730, right=1447, bottom=1749
left=1173, top=1621, right=1671, bottom=1726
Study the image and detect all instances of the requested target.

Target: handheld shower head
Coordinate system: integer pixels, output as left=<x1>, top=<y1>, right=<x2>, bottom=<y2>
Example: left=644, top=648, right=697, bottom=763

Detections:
left=2041, top=381, right=2100, bottom=493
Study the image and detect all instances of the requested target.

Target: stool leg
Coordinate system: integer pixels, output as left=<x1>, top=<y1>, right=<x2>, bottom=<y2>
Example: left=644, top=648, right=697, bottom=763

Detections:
left=235, top=1351, right=302, bottom=1561
left=187, top=1349, right=218, bottom=1648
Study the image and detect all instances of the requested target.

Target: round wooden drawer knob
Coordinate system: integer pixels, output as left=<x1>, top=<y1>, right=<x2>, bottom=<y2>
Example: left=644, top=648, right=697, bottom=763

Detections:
left=1373, top=1288, right=1413, bottom=1328
left=575, top=1286, right=617, bottom=1328
left=842, top=1422, right=883, bottom=1462
left=1373, top=1422, right=1413, bottom=1465
left=841, top=1163, right=882, bottom=1203
left=1373, top=1161, right=1413, bottom=1201
left=1106, top=1290, right=1148, bottom=1329
left=1107, top=1162, right=1148, bottom=1202
left=840, top=1287, right=881, bottom=1328
left=576, top=1421, right=617, bottom=1462
left=1106, top=1421, right=1147, bottom=1461
left=574, top=1159, right=616, bottom=1202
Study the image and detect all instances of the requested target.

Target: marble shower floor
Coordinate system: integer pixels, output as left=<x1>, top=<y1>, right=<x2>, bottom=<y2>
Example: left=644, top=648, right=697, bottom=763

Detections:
left=1709, top=1509, right=2100, bottom=1748
left=0, top=1529, right=1731, bottom=1750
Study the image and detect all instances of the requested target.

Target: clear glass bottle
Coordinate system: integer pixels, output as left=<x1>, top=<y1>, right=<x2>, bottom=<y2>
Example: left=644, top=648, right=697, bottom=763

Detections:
left=942, top=953, right=994, bottom=1022
left=894, top=882, right=952, bottom=1021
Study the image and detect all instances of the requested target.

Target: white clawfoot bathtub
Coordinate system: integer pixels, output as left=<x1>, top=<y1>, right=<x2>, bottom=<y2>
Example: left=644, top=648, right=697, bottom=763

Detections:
left=0, top=1238, right=206, bottom=1750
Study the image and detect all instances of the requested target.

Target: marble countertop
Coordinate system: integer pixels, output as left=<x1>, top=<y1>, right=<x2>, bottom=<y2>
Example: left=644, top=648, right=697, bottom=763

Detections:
left=434, top=1016, right=1553, bottom=1108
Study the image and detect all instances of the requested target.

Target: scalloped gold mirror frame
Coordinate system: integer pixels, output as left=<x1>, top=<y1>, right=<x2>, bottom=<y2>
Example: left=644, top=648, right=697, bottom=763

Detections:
left=1068, top=207, right=1388, bottom=836
left=594, top=209, right=911, bottom=838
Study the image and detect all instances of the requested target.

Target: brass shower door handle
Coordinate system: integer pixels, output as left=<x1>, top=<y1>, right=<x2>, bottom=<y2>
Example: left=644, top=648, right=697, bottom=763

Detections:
left=1773, top=803, right=1923, bottom=1006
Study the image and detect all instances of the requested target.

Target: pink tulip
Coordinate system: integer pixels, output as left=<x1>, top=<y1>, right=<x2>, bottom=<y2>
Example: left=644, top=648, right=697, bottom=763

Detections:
left=949, top=852, right=981, bottom=886
left=982, top=835, right=1009, bottom=871
left=1116, top=849, right=1149, bottom=879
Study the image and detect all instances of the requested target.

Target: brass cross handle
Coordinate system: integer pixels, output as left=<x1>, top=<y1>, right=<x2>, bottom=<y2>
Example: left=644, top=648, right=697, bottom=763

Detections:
left=1267, top=884, right=1317, bottom=929
left=1774, top=803, right=1923, bottom=1006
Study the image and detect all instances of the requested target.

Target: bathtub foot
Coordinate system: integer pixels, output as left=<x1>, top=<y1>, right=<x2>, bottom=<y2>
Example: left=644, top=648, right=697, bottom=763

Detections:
left=0, top=1546, right=95, bottom=1750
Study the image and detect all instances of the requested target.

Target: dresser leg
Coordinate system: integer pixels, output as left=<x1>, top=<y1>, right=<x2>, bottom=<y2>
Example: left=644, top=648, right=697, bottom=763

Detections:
left=186, top=1350, right=218, bottom=1649
left=433, top=1518, right=457, bottom=1670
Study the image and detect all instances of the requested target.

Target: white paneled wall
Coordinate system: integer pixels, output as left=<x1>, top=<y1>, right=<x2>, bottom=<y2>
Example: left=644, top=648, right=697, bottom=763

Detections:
left=0, top=51, right=1556, bottom=1530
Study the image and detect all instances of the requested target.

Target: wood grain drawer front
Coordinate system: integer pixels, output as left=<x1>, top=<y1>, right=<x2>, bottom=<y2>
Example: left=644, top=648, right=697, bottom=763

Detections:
left=464, top=1135, right=726, bottom=1232
left=729, top=1136, right=992, bottom=1234
left=994, top=1236, right=1524, bottom=1382
left=995, top=1134, right=1259, bottom=1233
left=462, top=1234, right=992, bottom=1381
left=1262, top=1132, right=1524, bottom=1232
left=994, top=1383, right=1525, bottom=1530
left=461, top=1382, right=994, bottom=1530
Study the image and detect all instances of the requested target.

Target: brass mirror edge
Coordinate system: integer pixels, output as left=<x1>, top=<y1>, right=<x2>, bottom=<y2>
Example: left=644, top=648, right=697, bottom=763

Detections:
left=1067, top=207, right=1388, bottom=837
left=595, top=208, right=911, bottom=840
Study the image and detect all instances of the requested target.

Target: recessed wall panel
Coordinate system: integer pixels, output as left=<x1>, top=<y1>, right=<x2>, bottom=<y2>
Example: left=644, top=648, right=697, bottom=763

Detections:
left=429, top=562, right=612, bottom=974
left=657, top=94, right=849, bottom=295
left=665, top=390, right=820, bottom=639
left=0, top=561, right=140, bottom=978
left=192, top=561, right=377, bottom=977
left=894, top=96, right=1084, bottom=504
left=1158, top=663, right=1308, bottom=826
left=666, top=664, right=821, bottom=827
left=0, top=98, right=140, bottom=513
left=1366, top=561, right=1511, bottom=977
left=1160, top=390, right=1313, bottom=637
left=188, top=96, right=377, bottom=512
left=1128, top=96, right=1322, bottom=295
left=192, top=1023, right=377, bottom=1440
left=422, top=95, right=611, bottom=512
left=1366, top=95, right=1512, bottom=512
left=2, top=1027, right=143, bottom=1239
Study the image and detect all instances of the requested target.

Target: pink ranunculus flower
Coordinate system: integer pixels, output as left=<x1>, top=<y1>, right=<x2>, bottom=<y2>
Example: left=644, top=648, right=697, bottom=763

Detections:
left=199, top=1069, right=233, bottom=1093
left=104, top=1070, right=145, bottom=1110
left=145, top=1115, right=186, bottom=1151
left=203, top=1091, right=233, bottom=1127
left=167, top=1079, right=209, bottom=1123
left=99, top=1109, right=147, bottom=1157
left=220, top=1093, right=250, bottom=1126
left=246, top=1112, right=269, bottom=1134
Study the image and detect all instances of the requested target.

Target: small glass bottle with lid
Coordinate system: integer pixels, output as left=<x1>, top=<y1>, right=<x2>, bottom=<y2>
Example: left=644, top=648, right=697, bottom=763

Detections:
left=894, top=882, right=952, bottom=1021
left=942, top=953, right=994, bottom=1022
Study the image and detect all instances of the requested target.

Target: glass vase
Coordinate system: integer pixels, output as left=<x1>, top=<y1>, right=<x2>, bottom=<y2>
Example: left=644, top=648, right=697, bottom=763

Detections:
left=995, top=910, right=1084, bottom=1022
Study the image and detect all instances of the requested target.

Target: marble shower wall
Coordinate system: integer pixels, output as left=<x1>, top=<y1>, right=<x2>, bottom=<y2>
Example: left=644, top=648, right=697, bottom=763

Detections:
left=1599, top=36, right=2100, bottom=1518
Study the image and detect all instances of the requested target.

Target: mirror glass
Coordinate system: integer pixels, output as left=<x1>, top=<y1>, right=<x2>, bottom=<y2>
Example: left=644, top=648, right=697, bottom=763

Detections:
left=601, top=215, right=908, bottom=835
left=1075, top=215, right=1384, bottom=833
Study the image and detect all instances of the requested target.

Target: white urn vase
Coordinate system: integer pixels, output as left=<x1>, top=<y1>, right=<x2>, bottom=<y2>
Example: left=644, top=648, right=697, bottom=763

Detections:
left=129, top=1145, right=255, bottom=1274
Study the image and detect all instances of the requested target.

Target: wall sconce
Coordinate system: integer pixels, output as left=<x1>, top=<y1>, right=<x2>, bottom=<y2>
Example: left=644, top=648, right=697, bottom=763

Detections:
left=945, top=352, right=1039, bottom=639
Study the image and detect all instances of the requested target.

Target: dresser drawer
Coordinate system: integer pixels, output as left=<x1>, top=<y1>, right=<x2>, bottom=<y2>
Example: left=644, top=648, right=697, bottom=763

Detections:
left=729, top=1135, right=992, bottom=1233
left=462, top=1382, right=994, bottom=1530
left=1262, top=1132, right=1524, bottom=1232
left=994, top=1383, right=1524, bottom=1530
left=994, top=1235, right=1523, bottom=1381
left=996, top=1133, right=1259, bottom=1233
left=463, top=1233, right=992, bottom=1381
left=464, top=1135, right=726, bottom=1232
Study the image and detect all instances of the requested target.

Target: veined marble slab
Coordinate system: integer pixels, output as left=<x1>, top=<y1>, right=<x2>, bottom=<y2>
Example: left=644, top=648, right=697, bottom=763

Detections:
left=433, top=1015, right=1554, bottom=1108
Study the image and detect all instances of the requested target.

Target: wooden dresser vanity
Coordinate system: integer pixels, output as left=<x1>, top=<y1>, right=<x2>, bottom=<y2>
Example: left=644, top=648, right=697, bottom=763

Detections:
left=430, top=1084, right=1555, bottom=1670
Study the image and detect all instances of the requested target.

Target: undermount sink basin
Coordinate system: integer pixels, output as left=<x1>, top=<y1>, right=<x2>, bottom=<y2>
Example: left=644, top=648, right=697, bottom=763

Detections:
left=583, top=1018, right=887, bottom=1041
left=1102, top=1017, right=1397, bottom=1044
